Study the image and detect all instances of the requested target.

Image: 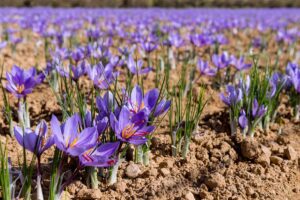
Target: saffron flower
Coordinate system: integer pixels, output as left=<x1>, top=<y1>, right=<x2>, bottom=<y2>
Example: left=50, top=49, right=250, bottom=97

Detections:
left=79, top=142, right=120, bottom=167
left=110, top=106, right=155, bottom=145
left=220, top=85, right=242, bottom=106
left=238, top=110, right=248, bottom=130
left=252, top=99, right=267, bottom=118
left=50, top=114, right=98, bottom=156
left=230, top=56, right=252, bottom=71
left=6, top=65, right=44, bottom=98
left=125, top=85, right=171, bottom=117
left=87, top=63, right=117, bottom=89
left=14, top=120, right=54, bottom=157
left=127, top=56, right=151, bottom=75
left=196, top=58, right=217, bottom=76
left=212, top=52, right=231, bottom=69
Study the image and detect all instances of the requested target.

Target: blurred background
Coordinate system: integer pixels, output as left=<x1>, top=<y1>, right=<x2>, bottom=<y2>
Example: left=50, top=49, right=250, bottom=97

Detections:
left=1, top=0, right=300, bottom=7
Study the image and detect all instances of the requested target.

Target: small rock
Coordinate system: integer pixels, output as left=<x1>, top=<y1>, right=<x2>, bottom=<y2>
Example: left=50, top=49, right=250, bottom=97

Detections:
left=256, top=154, right=270, bottom=167
left=211, top=149, right=222, bottom=159
left=270, top=156, right=283, bottom=165
left=229, top=148, right=238, bottom=161
left=220, top=142, right=231, bottom=153
left=199, top=189, right=214, bottom=200
left=77, top=188, right=101, bottom=199
left=277, top=135, right=289, bottom=145
left=204, top=172, right=226, bottom=190
left=245, top=186, right=254, bottom=196
left=160, top=168, right=170, bottom=177
left=284, top=146, right=298, bottom=161
left=241, top=138, right=260, bottom=160
left=115, top=182, right=126, bottom=192
left=125, top=163, right=141, bottom=178
left=150, top=168, right=158, bottom=177
left=184, top=191, right=195, bottom=200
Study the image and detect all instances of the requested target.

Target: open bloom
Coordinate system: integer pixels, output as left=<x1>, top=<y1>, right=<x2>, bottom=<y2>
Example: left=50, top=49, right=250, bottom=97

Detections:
left=79, top=142, right=120, bottom=167
left=14, top=120, right=54, bottom=157
left=50, top=114, right=98, bottom=156
left=96, top=91, right=120, bottom=119
left=127, top=56, right=151, bottom=75
left=6, top=65, right=44, bottom=98
left=212, top=52, right=231, bottom=69
left=87, top=63, right=117, bottom=89
left=125, top=85, right=171, bottom=117
left=197, top=58, right=217, bottom=76
left=110, top=106, right=155, bottom=145
left=220, top=85, right=242, bottom=106
left=230, top=56, right=252, bottom=71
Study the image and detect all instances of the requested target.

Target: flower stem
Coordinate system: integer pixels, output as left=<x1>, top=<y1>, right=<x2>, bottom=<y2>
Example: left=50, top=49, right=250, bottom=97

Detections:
left=182, top=137, right=190, bottom=159
left=87, top=167, right=98, bottom=189
left=108, top=158, right=122, bottom=185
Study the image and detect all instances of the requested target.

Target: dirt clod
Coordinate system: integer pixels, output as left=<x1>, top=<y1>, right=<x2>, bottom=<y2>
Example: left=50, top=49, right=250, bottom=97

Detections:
left=284, top=145, right=298, bottom=161
left=204, top=172, right=226, bottom=190
left=125, top=162, right=141, bottom=178
left=241, top=138, right=260, bottom=160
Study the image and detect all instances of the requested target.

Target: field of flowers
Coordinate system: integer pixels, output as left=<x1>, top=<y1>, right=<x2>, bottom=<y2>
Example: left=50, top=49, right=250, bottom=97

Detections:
left=0, top=8, right=300, bottom=200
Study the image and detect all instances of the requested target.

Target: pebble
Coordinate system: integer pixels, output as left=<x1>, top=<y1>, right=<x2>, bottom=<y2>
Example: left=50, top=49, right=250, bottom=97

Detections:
left=77, top=188, right=102, bottom=199
left=205, top=172, right=226, bottom=189
left=241, top=138, right=260, bottom=160
left=184, top=191, right=195, bottom=200
left=160, top=168, right=171, bottom=177
left=270, top=156, right=283, bottom=165
left=284, top=146, right=298, bottom=161
left=125, top=163, right=141, bottom=179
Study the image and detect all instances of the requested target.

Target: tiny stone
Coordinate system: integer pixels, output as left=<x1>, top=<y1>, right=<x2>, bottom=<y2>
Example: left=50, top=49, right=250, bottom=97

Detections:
left=220, top=142, right=231, bottom=153
left=160, top=168, right=171, bottom=177
left=184, top=191, right=195, bottom=200
left=241, top=138, right=260, bottom=160
left=284, top=146, right=298, bottom=161
left=77, top=188, right=101, bottom=199
left=125, top=163, right=141, bottom=179
left=205, top=172, right=226, bottom=189
left=270, top=156, right=283, bottom=165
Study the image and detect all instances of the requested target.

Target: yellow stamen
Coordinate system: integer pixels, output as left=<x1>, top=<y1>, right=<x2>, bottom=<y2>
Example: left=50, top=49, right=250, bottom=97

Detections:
left=16, top=84, right=25, bottom=94
left=121, top=124, right=136, bottom=139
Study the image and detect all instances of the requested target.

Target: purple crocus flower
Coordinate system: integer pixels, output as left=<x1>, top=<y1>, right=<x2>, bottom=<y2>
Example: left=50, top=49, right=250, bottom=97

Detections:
left=14, top=120, right=54, bottom=157
left=140, top=41, right=158, bottom=54
left=6, top=65, right=44, bottom=98
left=252, top=99, right=267, bottom=118
left=125, top=85, right=171, bottom=117
left=212, top=52, right=231, bottom=69
left=230, top=56, right=252, bottom=71
left=110, top=107, right=155, bottom=145
left=50, top=114, right=98, bottom=156
left=87, top=63, right=117, bottom=89
left=238, top=110, right=248, bottom=130
left=220, top=85, right=243, bottom=106
left=127, top=56, right=151, bottom=75
left=196, top=58, right=217, bottom=76
left=96, top=91, right=120, bottom=119
left=79, top=142, right=120, bottom=167
left=71, top=48, right=85, bottom=63
left=290, top=68, right=300, bottom=93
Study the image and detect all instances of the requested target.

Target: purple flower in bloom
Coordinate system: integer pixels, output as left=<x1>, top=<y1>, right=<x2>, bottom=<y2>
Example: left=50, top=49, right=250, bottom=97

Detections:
left=252, top=99, right=267, bottom=118
left=290, top=68, right=300, bottom=93
left=140, top=41, right=158, bottom=54
left=167, top=32, right=184, bottom=48
left=127, top=56, right=151, bottom=75
left=14, top=120, right=54, bottom=157
left=125, top=85, right=171, bottom=117
left=79, top=142, right=120, bottom=167
left=220, top=85, right=242, bottom=106
left=71, top=48, right=85, bottom=63
left=196, top=58, right=217, bottom=76
left=87, top=63, right=117, bottom=89
left=212, top=52, right=231, bottom=69
left=50, top=114, right=98, bottom=156
left=230, top=56, right=252, bottom=71
left=6, top=65, right=44, bottom=98
left=238, top=110, right=248, bottom=129
left=96, top=91, right=120, bottom=119
left=110, top=106, right=155, bottom=145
